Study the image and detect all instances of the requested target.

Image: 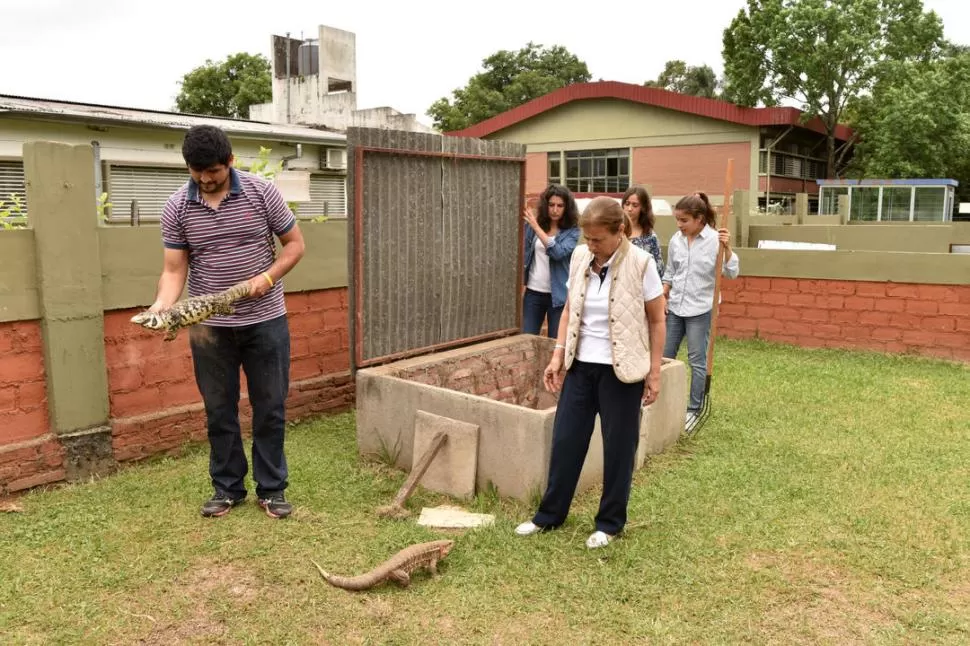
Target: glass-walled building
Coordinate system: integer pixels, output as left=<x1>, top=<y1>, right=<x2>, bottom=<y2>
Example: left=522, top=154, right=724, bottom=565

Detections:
left=817, top=179, right=958, bottom=222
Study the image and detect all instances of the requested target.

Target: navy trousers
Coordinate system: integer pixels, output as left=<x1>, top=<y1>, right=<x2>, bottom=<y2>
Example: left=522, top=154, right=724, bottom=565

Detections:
left=532, top=360, right=644, bottom=535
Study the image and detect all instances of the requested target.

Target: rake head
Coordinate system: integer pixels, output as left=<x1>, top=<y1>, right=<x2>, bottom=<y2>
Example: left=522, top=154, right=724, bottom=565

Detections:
left=684, top=376, right=713, bottom=437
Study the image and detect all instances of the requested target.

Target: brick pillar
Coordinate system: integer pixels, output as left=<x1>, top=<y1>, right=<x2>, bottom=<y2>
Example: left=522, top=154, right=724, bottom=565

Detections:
left=24, top=141, right=115, bottom=481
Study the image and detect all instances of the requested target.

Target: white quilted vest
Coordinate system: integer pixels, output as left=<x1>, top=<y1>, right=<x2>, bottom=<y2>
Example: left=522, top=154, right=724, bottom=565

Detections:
left=563, top=238, right=651, bottom=383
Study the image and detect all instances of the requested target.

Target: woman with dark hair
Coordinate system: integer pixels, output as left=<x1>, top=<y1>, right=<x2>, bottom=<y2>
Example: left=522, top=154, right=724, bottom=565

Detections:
left=662, top=192, right=739, bottom=428
left=522, top=184, right=581, bottom=338
left=622, top=185, right=664, bottom=278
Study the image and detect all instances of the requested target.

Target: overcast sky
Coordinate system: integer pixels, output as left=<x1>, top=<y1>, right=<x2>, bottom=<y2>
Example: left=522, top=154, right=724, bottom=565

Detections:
left=1, top=0, right=966, bottom=127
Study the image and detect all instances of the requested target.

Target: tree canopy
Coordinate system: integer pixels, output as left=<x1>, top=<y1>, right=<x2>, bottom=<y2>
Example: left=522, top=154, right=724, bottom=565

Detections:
left=848, top=48, right=970, bottom=201
left=722, top=0, right=945, bottom=177
left=644, top=60, right=720, bottom=98
left=175, top=52, right=273, bottom=119
left=427, top=43, right=591, bottom=132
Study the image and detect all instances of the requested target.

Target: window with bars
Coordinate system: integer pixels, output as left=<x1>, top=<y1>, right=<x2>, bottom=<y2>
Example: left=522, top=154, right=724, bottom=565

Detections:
left=303, top=174, right=347, bottom=219
left=106, top=165, right=189, bottom=222
left=562, top=149, right=629, bottom=193
left=0, top=160, right=27, bottom=219
left=547, top=153, right=561, bottom=185
left=758, top=151, right=827, bottom=180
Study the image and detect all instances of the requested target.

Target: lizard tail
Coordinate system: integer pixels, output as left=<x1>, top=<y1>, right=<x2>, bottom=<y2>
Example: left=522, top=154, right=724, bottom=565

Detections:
left=310, top=559, right=331, bottom=580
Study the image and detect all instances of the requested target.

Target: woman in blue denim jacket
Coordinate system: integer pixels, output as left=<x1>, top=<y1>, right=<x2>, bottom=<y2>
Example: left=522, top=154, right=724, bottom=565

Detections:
left=522, top=184, right=580, bottom=338
left=622, top=185, right=664, bottom=278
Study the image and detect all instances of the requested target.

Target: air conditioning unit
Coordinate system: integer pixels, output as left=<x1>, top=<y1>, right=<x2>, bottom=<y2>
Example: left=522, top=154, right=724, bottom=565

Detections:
left=322, top=148, right=347, bottom=170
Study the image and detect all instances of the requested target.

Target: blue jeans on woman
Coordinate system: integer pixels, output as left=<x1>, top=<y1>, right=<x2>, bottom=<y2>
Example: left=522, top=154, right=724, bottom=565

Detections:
left=522, top=288, right=563, bottom=338
left=663, top=310, right=712, bottom=412
left=189, top=315, right=291, bottom=500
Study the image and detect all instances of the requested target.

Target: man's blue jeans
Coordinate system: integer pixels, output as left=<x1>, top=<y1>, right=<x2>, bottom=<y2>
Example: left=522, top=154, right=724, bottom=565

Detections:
left=189, top=315, right=290, bottom=499
left=663, top=310, right=712, bottom=412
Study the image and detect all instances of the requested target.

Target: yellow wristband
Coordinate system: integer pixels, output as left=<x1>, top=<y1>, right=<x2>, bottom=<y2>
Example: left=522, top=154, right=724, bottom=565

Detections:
left=262, top=272, right=274, bottom=287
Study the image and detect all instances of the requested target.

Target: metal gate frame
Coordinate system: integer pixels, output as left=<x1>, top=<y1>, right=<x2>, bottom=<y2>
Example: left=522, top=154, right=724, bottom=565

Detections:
left=353, top=145, right=526, bottom=369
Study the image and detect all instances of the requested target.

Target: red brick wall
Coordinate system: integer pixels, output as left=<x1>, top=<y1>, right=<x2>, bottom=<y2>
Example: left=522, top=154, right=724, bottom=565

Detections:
left=393, top=337, right=555, bottom=409
left=719, top=278, right=970, bottom=362
left=525, top=152, right=548, bottom=196
left=106, top=288, right=353, bottom=461
left=0, top=320, right=62, bottom=495
left=0, top=321, right=49, bottom=444
left=0, top=289, right=354, bottom=494
left=0, top=436, right=65, bottom=494
left=633, top=142, right=751, bottom=197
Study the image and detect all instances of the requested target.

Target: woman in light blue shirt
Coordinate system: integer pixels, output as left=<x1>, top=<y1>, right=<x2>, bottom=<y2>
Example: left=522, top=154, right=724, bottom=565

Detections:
left=522, top=184, right=581, bottom=338
left=662, top=192, right=739, bottom=426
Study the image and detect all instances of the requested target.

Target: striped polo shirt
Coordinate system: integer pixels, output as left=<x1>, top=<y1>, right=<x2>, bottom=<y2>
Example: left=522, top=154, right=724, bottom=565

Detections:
left=161, top=168, right=296, bottom=327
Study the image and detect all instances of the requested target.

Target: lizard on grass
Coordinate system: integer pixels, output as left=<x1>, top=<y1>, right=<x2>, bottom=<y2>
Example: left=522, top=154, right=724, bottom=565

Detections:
left=311, top=539, right=454, bottom=591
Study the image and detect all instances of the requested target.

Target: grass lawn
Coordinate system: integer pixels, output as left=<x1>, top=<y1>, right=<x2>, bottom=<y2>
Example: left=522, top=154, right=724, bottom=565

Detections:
left=1, top=339, right=969, bottom=645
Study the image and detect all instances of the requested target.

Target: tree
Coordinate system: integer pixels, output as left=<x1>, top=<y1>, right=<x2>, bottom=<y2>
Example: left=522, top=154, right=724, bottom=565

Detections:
left=428, top=43, right=591, bottom=131
left=175, top=53, right=272, bottom=119
left=848, top=50, right=970, bottom=202
left=644, top=60, right=720, bottom=98
left=722, top=0, right=945, bottom=177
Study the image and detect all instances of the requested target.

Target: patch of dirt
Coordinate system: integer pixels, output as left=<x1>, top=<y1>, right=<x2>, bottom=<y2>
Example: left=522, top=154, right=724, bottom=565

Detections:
left=743, top=550, right=898, bottom=644
left=138, top=616, right=229, bottom=646
left=134, top=564, right=266, bottom=645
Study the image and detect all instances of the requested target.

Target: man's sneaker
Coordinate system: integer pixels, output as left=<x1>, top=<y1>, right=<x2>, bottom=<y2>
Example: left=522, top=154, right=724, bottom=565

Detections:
left=258, top=493, right=292, bottom=519
left=201, top=492, right=245, bottom=518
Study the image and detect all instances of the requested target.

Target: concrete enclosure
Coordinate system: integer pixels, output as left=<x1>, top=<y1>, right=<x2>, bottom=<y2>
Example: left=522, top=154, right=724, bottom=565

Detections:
left=355, top=335, right=687, bottom=501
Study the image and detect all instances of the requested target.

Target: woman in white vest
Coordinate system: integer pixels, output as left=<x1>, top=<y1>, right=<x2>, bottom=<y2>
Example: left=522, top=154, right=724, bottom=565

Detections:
left=515, top=196, right=667, bottom=549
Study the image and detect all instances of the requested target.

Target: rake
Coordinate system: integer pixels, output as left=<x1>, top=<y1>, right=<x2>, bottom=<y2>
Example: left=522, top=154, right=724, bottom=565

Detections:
left=685, top=158, right=734, bottom=437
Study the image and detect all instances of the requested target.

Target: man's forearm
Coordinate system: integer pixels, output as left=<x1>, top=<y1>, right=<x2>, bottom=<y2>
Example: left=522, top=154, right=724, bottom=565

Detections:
left=154, top=270, right=187, bottom=309
left=263, top=240, right=305, bottom=283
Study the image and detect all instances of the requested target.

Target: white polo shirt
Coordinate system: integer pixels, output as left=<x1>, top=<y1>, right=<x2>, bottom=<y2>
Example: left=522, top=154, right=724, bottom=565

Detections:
left=567, top=251, right=664, bottom=365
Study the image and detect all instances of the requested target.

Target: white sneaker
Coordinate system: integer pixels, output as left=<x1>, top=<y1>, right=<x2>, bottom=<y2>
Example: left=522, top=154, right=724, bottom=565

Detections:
left=515, top=521, right=543, bottom=536
left=585, top=530, right=614, bottom=548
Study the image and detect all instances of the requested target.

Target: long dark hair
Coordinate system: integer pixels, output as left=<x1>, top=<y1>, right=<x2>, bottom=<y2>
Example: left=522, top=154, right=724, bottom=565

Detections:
left=537, top=184, right=579, bottom=231
left=674, top=192, right=717, bottom=228
left=622, top=185, right=655, bottom=235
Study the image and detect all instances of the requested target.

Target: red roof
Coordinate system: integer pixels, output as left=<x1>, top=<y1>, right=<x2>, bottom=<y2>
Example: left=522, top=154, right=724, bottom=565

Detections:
left=445, top=81, right=853, bottom=142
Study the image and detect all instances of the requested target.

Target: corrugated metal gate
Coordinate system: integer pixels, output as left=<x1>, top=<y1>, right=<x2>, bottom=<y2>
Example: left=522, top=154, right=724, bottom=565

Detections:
left=348, top=127, right=526, bottom=370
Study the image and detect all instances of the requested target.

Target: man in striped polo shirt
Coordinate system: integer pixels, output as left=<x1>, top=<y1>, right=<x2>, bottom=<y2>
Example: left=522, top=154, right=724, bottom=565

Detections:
left=150, top=125, right=306, bottom=519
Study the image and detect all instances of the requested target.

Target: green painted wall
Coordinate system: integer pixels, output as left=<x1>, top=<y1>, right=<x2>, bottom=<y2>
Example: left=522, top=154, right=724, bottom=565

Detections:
left=5, top=218, right=970, bottom=326
left=99, top=221, right=350, bottom=311
left=734, top=248, right=970, bottom=285
left=749, top=223, right=970, bottom=253
left=0, top=229, right=40, bottom=320
left=486, top=99, right=753, bottom=147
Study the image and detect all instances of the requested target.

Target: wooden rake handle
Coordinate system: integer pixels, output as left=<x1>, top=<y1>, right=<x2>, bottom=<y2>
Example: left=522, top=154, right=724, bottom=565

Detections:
left=705, top=158, right=734, bottom=376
